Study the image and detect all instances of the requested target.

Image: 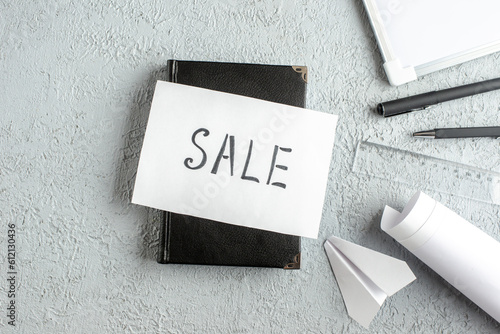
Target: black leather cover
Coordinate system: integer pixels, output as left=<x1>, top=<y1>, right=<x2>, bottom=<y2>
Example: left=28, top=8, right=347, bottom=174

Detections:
left=157, top=60, right=306, bottom=268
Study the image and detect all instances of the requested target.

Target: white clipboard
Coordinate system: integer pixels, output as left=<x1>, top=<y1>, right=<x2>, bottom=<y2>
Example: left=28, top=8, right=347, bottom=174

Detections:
left=362, top=0, right=500, bottom=86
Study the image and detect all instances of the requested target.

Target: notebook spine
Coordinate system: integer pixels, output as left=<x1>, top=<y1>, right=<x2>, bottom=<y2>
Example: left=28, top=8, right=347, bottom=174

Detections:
left=167, top=59, right=178, bottom=83
left=157, top=211, right=170, bottom=263
left=156, top=60, right=177, bottom=264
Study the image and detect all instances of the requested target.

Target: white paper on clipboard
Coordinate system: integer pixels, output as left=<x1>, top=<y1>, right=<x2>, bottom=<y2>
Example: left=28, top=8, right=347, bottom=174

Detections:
left=362, top=0, right=500, bottom=85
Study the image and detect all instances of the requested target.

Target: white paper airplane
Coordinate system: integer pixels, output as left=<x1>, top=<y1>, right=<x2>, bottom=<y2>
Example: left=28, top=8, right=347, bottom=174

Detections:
left=324, top=235, right=416, bottom=329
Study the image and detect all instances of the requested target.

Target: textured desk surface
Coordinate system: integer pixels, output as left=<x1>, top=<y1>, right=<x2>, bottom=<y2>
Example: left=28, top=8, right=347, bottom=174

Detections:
left=1, top=1, right=499, bottom=333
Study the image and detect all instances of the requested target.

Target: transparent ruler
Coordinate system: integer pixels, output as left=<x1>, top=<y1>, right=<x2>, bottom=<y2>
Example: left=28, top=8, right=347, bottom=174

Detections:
left=352, top=141, right=500, bottom=205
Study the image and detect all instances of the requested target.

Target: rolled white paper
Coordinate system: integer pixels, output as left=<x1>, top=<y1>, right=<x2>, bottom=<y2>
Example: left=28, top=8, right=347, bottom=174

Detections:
left=381, top=191, right=500, bottom=322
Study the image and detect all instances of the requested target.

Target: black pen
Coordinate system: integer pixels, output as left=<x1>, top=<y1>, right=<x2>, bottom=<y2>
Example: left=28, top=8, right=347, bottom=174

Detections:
left=413, top=126, right=500, bottom=139
left=377, top=77, right=500, bottom=117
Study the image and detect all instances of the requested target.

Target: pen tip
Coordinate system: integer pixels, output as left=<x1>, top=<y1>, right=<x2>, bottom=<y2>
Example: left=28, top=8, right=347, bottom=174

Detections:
left=413, top=130, right=436, bottom=138
left=376, top=104, right=384, bottom=116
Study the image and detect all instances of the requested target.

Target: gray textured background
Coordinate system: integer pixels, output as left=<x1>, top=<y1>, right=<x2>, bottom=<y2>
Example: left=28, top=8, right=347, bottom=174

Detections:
left=1, top=0, right=500, bottom=333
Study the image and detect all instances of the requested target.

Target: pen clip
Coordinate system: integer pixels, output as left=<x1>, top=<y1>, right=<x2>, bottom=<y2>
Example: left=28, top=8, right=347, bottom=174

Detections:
left=410, top=104, right=433, bottom=112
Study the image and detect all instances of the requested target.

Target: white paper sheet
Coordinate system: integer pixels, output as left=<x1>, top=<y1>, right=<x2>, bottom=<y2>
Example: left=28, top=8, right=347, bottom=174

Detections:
left=382, top=191, right=500, bottom=323
left=375, top=0, right=500, bottom=69
left=324, top=236, right=415, bottom=328
left=132, top=81, right=338, bottom=238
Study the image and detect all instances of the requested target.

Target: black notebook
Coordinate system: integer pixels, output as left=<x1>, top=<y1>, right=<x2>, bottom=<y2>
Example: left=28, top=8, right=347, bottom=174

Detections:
left=157, top=60, right=307, bottom=269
